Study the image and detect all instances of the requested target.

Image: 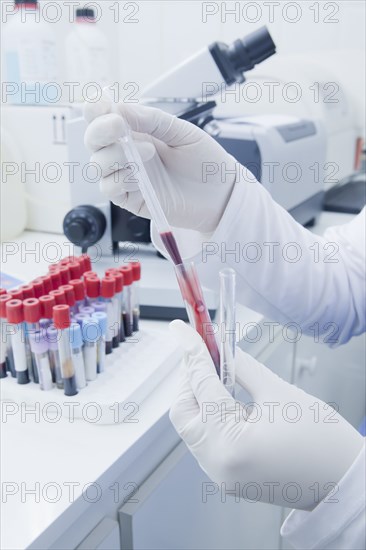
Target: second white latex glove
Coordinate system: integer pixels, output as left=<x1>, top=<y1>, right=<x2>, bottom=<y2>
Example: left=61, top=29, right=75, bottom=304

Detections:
left=84, top=99, right=238, bottom=234
left=169, top=320, right=364, bottom=510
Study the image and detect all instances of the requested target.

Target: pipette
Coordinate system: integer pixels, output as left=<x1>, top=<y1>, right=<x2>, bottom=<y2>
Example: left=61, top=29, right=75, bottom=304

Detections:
left=104, top=88, right=220, bottom=373
left=219, top=269, right=236, bottom=396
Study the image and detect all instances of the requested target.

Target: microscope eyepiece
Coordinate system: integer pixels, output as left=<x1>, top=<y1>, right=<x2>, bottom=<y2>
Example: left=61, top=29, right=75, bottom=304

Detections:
left=209, top=26, right=276, bottom=86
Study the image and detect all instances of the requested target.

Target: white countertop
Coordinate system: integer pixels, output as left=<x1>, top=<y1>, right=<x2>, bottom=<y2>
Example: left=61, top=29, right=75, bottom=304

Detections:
left=0, top=211, right=354, bottom=549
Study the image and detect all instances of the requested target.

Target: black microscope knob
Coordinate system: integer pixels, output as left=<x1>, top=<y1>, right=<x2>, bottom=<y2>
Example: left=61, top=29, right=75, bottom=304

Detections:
left=63, top=205, right=106, bottom=249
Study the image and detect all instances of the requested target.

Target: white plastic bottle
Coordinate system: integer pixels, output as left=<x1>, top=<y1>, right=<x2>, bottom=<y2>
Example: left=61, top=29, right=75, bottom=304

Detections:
left=65, top=8, right=111, bottom=103
left=2, top=0, right=59, bottom=105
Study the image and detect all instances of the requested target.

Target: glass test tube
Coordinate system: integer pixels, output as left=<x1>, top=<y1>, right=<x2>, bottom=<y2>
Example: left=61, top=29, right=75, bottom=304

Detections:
left=53, top=305, right=78, bottom=396
left=6, top=300, right=29, bottom=384
left=29, top=332, right=53, bottom=391
left=130, top=262, right=141, bottom=332
left=46, top=326, right=63, bottom=388
left=92, top=312, right=107, bottom=374
left=174, top=262, right=221, bottom=375
left=106, top=270, right=124, bottom=346
left=69, top=279, right=86, bottom=313
left=219, top=268, right=236, bottom=397
left=70, top=323, right=87, bottom=389
left=82, top=319, right=98, bottom=381
left=100, top=277, right=116, bottom=354
left=119, top=266, right=133, bottom=337
left=0, top=295, right=11, bottom=377
left=23, top=298, right=41, bottom=383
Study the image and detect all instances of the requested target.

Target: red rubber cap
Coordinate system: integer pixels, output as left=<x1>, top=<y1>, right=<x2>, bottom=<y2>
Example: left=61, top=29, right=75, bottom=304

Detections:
left=39, top=275, right=52, bottom=294
left=39, top=295, right=56, bottom=319
left=81, top=254, right=92, bottom=272
left=59, top=265, right=71, bottom=285
left=119, top=266, right=133, bottom=285
left=23, top=298, right=41, bottom=323
left=8, top=288, right=23, bottom=300
left=69, top=279, right=85, bottom=301
left=53, top=304, right=71, bottom=329
left=20, top=284, right=35, bottom=299
left=32, top=278, right=45, bottom=298
left=48, top=263, right=60, bottom=273
left=49, top=271, right=62, bottom=290
left=106, top=269, right=123, bottom=292
left=85, top=277, right=100, bottom=298
left=68, top=261, right=82, bottom=279
left=0, top=294, right=11, bottom=318
left=60, top=257, right=76, bottom=267
left=0, top=289, right=7, bottom=296
left=130, top=261, right=141, bottom=281
left=84, top=271, right=98, bottom=279
left=59, top=284, right=76, bottom=307
left=101, top=277, right=115, bottom=298
left=50, top=289, right=66, bottom=305
left=6, top=299, right=24, bottom=324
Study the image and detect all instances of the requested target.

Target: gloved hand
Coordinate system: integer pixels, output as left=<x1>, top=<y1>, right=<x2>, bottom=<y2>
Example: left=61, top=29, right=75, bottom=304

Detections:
left=84, top=99, right=238, bottom=233
left=169, top=320, right=364, bottom=510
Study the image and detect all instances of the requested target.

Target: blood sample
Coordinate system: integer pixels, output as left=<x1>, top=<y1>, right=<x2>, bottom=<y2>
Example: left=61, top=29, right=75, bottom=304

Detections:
left=23, top=298, right=41, bottom=383
left=104, top=274, right=120, bottom=348
left=100, top=277, right=115, bottom=353
left=0, top=294, right=10, bottom=378
left=119, top=266, right=133, bottom=337
left=105, top=269, right=125, bottom=342
left=129, top=261, right=141, bottom=332
left=6, top=299, right=29, bottom=384
left=45, top=326, right=63, bottom=388
left=53, top=305, right=78, bottom=396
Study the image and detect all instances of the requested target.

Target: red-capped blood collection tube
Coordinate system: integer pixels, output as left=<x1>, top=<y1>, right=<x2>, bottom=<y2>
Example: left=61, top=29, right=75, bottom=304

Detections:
left=39, top=295, right=56, bottom=328
left=6, top=299, right=29, bottom=384
left=85, top=276, right=100, bottom=306
left=32, top=278, right=45, bottom=298
left=82, top=318, right=98, bottom=381
left=53, top=305, right=78, bottom=396
left=59, top=284, right=77, bottom=314
left=106, top=269, right=125, bottom=342
left=80, top=254, right=92, bottom=272
left=8, top=288, right=23, bottom=300
left=69, top=279, right=86, bottom=311
left=119, top=266, right=133, bottom=337
left=39, top=275, right=53, bottom=294
left=49, top=270, right=62, bottom=290
left=20, top=284, right=35, bottom=299
left=130, top=261, right=141, bottom=332
left=0, top=295, right=10, bottom=377
left=23, top=298, right=41, bottom=383
left=50, top=289, right=67, bottom=305
left=68, top=261, right=82, bottom=280
left=59, top=265, right=71, bottom=285
left=46, top=325, right=63, bottom=388
left=100, top=277, right=115, bottom=354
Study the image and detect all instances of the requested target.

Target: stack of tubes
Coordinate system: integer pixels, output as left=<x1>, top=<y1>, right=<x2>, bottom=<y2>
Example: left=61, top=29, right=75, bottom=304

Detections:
left=0, top=255, right=141, bottom=396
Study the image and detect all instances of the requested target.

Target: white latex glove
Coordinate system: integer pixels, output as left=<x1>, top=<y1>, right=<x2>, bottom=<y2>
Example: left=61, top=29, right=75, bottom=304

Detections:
left=169, top=320, right=364, bottom=510
left=84, top=99, right=238, bottom=233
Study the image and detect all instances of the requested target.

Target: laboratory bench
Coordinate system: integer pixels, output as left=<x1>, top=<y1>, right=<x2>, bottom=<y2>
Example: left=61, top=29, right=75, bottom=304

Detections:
left=1, top=212, right=365, bottom=550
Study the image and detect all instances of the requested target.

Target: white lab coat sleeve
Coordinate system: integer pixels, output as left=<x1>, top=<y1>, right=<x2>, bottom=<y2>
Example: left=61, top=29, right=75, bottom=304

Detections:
left=280, top=440, right=366, bottom=549
left=152, top=177, right=366, bottom=345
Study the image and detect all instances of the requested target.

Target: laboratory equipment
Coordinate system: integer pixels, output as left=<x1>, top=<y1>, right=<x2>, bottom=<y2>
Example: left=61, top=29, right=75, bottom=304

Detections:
left=50, top=289, right=67, bottom=306
left=31, top=279, right=45, bottom=299
left=68, top=262, right=82, bottom=280
left=28, top=332, right=53, bottom=391
left=219, top=269, right=236, bottom=397
left=46, top=326, right=63, bottom=388
left=130, top=262, right=141, bottom=332
left=6, top=299, right=29, bottom=384
left=53, top=305, right=78, bottom=396
left=70, top=323, right=87, bottom=390
left=105, top=270, right=124, bottom=344
left=79, top=306, right=95, bottom=316
left=100, top=277, right=116, bottom=354
left=92, top=312, right=107, bottom=374
left=119, top=266, right=134, bottom=338
left=82, top=319, right=98, bottom=382
left=85, top=277, right=100, bottom=306
left=74, top=313, right=91, bottom=328
left=39, top=275, right=53, bottom=294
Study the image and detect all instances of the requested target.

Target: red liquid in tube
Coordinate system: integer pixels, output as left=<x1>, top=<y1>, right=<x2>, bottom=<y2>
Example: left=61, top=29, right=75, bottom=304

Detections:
left=160, top=231, right=220, bottom=374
